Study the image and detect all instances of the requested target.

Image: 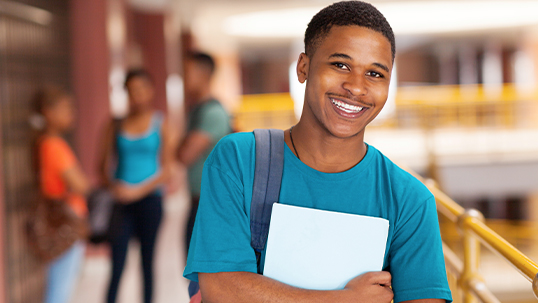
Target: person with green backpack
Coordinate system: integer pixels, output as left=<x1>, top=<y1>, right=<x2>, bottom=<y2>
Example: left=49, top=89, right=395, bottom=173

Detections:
left=184, top=2, right=452, bottom=302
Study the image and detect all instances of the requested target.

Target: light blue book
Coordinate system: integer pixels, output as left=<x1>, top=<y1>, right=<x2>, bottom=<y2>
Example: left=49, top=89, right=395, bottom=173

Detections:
left=263, top=203, right=389, bottom=290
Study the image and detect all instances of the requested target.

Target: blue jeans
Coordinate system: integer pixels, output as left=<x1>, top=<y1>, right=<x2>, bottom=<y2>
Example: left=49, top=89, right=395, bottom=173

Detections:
left=45, top=241, right=85, bottom=303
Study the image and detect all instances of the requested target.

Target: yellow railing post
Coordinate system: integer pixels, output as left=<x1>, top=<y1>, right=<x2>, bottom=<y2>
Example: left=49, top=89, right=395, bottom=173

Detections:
left=457, top=209, right=485, bottom=303
left=533, top=273, right=538, bottom=299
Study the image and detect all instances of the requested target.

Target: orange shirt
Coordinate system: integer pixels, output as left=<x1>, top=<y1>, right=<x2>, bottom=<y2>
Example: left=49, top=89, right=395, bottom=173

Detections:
left=39, top=136, right=87, bottom=217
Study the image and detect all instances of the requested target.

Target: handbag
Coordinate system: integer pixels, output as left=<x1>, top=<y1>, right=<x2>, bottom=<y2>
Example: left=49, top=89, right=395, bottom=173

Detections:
left=87, top=188, right=123, bottom=243
left=27, top=196, right=89, bottom=262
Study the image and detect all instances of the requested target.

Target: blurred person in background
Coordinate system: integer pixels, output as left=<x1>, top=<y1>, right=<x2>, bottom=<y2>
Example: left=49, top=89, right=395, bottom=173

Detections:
left=32, top=86, right=90, bottom=303
left=178, top=52, right=231, bottom=298
left=97, top=69, right=175, bottom=303
left=179, top=52, right=231, bottom=256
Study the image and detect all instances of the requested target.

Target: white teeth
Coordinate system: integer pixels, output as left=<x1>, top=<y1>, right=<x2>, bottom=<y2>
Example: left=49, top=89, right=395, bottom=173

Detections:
left=331, top=99, right=363, bottom=113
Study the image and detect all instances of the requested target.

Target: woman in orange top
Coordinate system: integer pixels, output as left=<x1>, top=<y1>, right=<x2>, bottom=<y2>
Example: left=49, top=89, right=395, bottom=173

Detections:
left=33, top=87, right=90, bottom=303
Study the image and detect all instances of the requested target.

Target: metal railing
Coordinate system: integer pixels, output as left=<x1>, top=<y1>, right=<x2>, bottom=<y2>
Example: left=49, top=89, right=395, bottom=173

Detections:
left=394, top=84, right=538, bottom=129
left=419, top=178, right=538, bottom=303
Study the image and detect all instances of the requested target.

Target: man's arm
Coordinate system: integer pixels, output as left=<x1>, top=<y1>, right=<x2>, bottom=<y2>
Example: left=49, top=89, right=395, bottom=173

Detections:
left=199, top=271, right=393, bottom=303
left=403, top=300, right=444, bottom=303
left=177, top=130, right=212, bottom=167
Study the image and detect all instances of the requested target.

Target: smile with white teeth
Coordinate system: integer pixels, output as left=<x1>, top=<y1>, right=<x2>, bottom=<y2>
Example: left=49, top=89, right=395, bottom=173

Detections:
left=331, top=99, right=364, bottom=114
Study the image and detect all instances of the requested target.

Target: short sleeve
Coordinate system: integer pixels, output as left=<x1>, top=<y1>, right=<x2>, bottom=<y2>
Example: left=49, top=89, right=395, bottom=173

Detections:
left=183, top=143, right=257, bottom=282
left=389, top=196, right=452, bottom=303
left=41, top=137, right=77, bottom=174
left=192, top=103, right=229, bottom=142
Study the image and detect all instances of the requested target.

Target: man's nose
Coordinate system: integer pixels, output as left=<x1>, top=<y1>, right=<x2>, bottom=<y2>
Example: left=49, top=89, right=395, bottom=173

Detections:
left=342, top=74, right=367, bottom=96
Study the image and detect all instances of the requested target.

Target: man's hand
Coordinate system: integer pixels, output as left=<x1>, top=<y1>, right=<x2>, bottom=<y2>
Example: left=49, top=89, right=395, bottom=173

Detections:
left=342, top=271, right=393, bottom=303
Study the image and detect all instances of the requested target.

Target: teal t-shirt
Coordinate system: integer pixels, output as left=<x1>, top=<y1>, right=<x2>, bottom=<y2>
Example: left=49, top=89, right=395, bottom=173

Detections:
left=187, top=99, right=231, bottom=195
left=184, top=132, right=452, bottom=303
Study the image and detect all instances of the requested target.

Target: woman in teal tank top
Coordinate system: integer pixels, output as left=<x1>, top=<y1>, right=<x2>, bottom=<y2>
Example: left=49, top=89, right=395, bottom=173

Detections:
left=98, top=69, right=175, bottom=303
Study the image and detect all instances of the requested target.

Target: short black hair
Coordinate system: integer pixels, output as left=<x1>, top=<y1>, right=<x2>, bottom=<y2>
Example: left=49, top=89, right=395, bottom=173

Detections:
left=305, top=1, right=395, bottom=61
left=124, top=68, right=154, bottom=88
left=188, top=51, right=216, bottom=75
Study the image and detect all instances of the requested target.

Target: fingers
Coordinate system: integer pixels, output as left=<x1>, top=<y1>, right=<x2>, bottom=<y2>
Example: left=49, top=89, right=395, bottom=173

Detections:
left=344, top=271, right=394, bottom=303
left=366, top=271, right=392, bottom=287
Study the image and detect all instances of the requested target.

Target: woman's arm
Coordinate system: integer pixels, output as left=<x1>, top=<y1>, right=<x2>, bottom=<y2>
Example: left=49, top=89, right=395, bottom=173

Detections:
left=62, top=165, right=90, bottom=196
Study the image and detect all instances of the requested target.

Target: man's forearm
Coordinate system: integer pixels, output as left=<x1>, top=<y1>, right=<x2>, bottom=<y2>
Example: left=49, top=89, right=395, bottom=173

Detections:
left=199, top=272, right=346, bottom=303
left=199, top=271, right=394, bottom=303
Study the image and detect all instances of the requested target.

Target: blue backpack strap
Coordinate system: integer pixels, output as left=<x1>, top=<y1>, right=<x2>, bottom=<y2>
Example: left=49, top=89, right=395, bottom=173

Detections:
left=251, top=129, right=285, bottom=274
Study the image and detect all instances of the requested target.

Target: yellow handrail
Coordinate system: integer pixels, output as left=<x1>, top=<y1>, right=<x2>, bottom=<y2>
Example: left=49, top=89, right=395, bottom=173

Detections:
left=461, top=215, right=538, bottom=282
left=418, top=177, right=538, bottom=302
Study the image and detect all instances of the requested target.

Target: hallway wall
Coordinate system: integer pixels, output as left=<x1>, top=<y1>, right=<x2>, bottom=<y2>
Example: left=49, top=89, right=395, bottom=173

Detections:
left=0, top=1, right=72, bottom=302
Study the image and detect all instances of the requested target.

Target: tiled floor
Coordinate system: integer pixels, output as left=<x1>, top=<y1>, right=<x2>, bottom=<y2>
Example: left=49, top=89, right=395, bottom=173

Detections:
left=71, top=189, right=191, bottom=303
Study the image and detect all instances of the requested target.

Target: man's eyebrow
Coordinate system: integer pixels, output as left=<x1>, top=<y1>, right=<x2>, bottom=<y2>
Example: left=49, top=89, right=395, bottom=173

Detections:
left=373, top=62, right=390, bottom=73
left=328, top=53, right=352, bottom=60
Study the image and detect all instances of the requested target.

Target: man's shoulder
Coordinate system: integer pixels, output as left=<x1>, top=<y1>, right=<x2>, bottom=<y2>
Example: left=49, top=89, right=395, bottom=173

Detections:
left=216, top=131, right=254, bottom=146
left=201, top=98, right=227, bottom=114
left=368, top=145, right=432, bottom=200
left=206, top=132, right=254, bottom=165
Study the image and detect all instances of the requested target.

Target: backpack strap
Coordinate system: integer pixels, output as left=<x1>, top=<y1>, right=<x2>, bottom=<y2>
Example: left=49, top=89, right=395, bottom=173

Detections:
left=251, top=129, right=285, bottom=274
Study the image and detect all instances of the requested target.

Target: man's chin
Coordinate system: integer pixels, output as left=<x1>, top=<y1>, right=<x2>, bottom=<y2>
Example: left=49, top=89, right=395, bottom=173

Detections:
left=324, top=124, right=365, bottom=140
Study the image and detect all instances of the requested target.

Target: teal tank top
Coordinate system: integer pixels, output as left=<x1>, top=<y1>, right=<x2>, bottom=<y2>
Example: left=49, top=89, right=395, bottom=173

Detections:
left=115, top=112, right=162, bottom=185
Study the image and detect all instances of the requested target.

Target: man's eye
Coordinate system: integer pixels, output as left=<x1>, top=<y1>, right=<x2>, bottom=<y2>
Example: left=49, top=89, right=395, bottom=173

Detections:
left=368, top=71, right=384, bottom=78
left=332, top=62, right=349, bottom=70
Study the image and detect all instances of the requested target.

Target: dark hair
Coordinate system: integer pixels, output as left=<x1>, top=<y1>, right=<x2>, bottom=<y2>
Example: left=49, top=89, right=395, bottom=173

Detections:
left=33, top=86, right=70, bottom=115
left=304, top=1, right=395, bottom=61
left=188, top=52, right=216, bottom=75
left=124, top=68, right=154, bottom=88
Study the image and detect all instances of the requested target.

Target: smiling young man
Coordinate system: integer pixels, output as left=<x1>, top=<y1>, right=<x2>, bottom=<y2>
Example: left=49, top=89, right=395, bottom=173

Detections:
left=183, top=1, right=452, bottom=302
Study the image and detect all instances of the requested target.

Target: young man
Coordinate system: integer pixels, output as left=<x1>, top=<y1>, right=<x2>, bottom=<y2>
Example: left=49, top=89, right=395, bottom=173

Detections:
left=183, top=2, right=452, bottom=302
left=178, top=52, right=231, bottom=254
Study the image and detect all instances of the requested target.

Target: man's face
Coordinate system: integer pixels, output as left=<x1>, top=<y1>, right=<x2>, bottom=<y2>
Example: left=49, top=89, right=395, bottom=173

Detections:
left=297, top=25, right=393, bottom=139
left=184, top=60, right=211, bottom=104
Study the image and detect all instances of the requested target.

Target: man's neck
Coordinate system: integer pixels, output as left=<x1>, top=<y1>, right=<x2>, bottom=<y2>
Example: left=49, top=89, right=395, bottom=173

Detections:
left=188, top=91, right=213, bottom=111
left=287, top=120, right=367, bottom=173
left=197, top=89, right=213, bottom=104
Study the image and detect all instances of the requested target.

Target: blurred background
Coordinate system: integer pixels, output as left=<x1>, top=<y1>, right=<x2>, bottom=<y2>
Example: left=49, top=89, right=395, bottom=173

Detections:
left=2, top=0, right=538, bottom=302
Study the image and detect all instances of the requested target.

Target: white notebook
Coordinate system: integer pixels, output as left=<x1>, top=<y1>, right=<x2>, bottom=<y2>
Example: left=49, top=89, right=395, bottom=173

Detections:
left=263, top=203, right=389, bottom=290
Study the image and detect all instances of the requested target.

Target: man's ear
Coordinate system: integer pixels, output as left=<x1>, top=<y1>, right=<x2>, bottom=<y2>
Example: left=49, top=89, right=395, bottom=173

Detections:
left=296, top=53, right=309, bottom=84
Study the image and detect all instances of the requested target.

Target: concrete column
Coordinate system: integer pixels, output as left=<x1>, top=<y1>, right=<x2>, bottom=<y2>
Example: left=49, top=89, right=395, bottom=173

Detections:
left=108, top=0, right=129, bottom=118
left=211, top=52, right=242, bottom=112
left=132, top=11, right=168, bottom=113
left=520, top=26, right=538, bottom=128
left=0, top=105, right=7, bottom=303
left=70, top=0, right=111, bottom=183
left=459, top=44, right=478, bottom=85
left=524, top=26, right=538, bottom=87
left=481, top=42, right=503, bottom=89
left=438, top=45, right=458, bottom=85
